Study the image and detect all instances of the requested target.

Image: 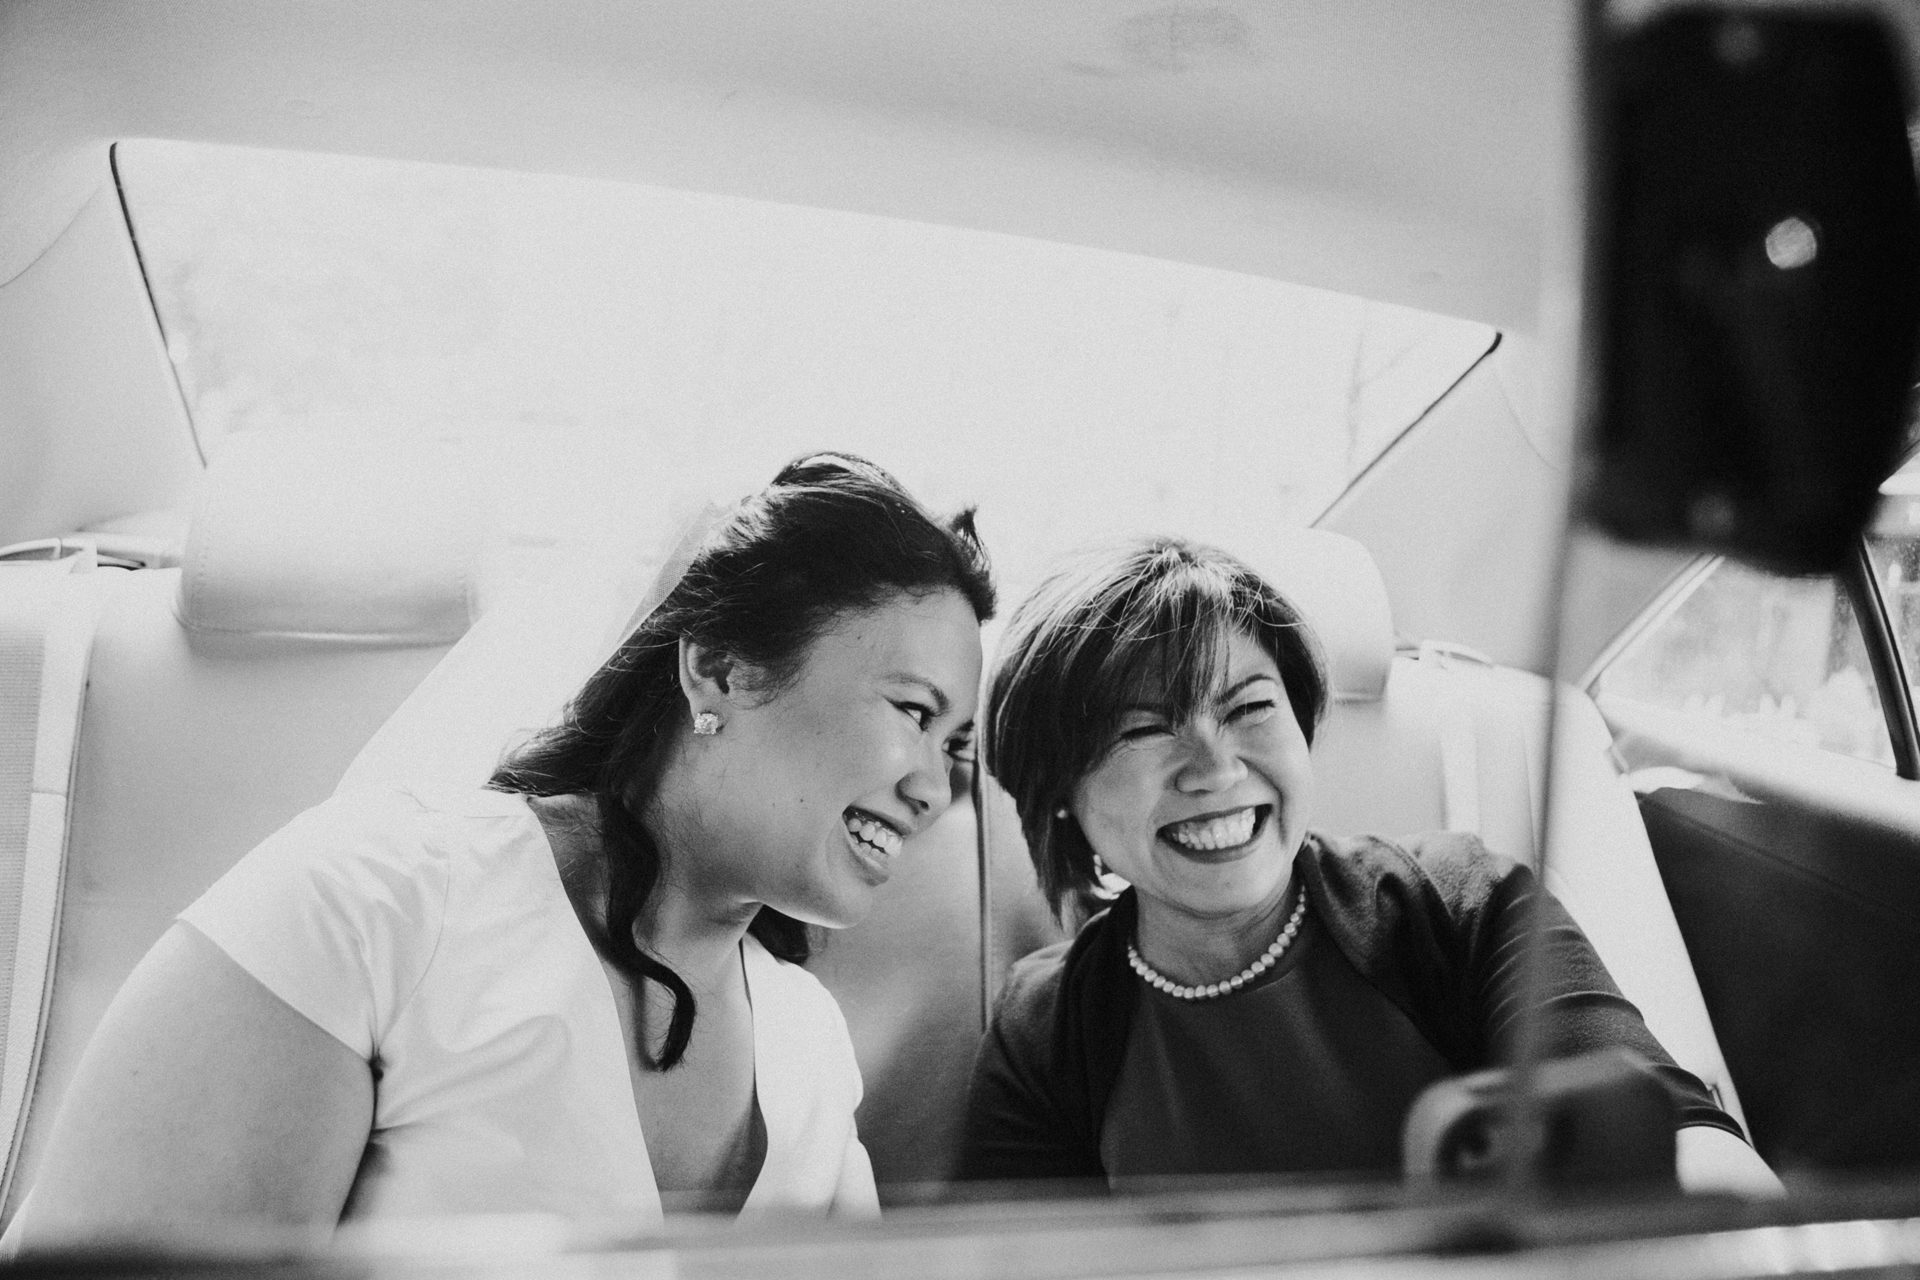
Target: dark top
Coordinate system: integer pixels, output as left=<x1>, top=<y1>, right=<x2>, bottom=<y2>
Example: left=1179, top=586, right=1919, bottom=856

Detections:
left=959, top=831, right=1744, bottom=1182
left=1101, top=888, right=1454, bottom=1178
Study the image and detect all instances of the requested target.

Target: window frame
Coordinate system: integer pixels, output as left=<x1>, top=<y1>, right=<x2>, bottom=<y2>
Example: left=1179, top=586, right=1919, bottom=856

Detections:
left=1842, top=535, right=1920, bottom=780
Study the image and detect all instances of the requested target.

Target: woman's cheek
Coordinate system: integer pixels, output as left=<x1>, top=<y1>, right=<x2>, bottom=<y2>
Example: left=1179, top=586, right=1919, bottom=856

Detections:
left=1082, top=811, right=1134, bottom=875
left=1089, top=767, right=1149, bottom=844
left=867, top=730, right=924, bottom=796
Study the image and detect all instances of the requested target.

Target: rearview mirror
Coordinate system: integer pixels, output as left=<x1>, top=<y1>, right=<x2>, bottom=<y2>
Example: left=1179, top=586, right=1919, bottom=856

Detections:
left=1581, top=7, right=1920, bottom=576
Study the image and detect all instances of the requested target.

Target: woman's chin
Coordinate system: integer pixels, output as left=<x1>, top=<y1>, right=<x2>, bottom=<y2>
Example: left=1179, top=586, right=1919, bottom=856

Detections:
left=771, top=879, right=878, bottom=932
left=1150, top=833, right=1297, bottom=915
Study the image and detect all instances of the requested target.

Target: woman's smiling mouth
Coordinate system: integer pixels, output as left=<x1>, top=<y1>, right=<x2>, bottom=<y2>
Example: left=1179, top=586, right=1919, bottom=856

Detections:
left=1159, top=804, right=1269, bottom=856
left=843, top=806, right=904, bottom=884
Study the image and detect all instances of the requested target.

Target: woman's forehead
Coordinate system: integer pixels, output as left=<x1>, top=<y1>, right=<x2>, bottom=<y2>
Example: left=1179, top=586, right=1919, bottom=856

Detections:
left=1222, top=628, right=1281, bottom=677
left=808, top=589, right=983, bottom=679
left=1111, top=624, right=1276, bottom=709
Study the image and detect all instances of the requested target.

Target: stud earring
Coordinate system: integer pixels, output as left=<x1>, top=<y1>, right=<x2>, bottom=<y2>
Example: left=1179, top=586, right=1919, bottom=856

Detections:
left=692, top=711, right=722, bottom=736
left=1055, top=807, right=1070, bottom=820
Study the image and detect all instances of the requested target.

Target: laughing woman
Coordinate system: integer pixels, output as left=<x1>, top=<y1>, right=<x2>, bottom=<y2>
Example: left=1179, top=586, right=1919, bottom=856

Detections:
left=9, top=455, right=993, bottom=1244
left=960, top=537, right=1778, bottom=1195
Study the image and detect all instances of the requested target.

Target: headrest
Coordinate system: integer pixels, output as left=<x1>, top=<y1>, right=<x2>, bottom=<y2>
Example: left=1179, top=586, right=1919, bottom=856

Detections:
left=1237, top=528, right=1394, bottom=701
left=177, top=433, right=483, bottom=645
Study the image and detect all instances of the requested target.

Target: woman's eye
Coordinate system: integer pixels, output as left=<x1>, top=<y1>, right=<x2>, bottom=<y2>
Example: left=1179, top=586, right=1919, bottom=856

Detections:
left=897, top=702, right=936, bottom=731
left=1117, top=722, right=1172, bottom=743
left=1228, top=698, right=1277, bottom=725
left=946, top=737, right=977, bottom=763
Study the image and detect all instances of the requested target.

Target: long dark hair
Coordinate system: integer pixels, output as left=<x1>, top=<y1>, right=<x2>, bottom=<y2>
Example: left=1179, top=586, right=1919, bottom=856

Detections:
left=490, top=453, right=994, bottom=1069
left=986, top=537, right=1326, bottom=919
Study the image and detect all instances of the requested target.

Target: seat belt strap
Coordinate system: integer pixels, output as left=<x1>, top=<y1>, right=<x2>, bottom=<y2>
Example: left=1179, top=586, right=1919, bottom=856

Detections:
left=1423, top=647, right=1483, bottom=839
left=1439, top=698, right=1481, bottom=838
left=0, top=553, right=99, bottom=1207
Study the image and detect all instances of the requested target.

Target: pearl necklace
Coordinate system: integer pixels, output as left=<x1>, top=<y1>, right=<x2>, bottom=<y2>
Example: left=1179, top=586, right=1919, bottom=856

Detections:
left=1126, top=886, right=1309, bottom=1000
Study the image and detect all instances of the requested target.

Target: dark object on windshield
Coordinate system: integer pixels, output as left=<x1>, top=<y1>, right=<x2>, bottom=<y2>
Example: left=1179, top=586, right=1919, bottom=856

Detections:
left=1583, top=8, right=1920, bottom=576
left=1402, top=1048, right=1679, bottom=1190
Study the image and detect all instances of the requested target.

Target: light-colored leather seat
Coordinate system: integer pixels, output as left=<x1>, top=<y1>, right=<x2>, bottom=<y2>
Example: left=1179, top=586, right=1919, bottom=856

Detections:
left=2, top=435, right=473, bottom=1220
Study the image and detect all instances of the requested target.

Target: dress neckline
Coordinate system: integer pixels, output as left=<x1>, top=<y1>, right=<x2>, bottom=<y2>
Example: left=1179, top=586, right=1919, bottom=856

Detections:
left=511, top=791, right=775, bottom=1209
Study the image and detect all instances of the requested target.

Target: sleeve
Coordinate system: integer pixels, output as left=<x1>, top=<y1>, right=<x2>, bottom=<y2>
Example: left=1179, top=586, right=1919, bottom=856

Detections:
left=831, top=1132, right=879, bottom=1218
left=176, top=793, right=452, bottom=1058
left=955, top=945, right=1104, bottom=1182
left=742, top=943, right=885, bottom=1214
left=1416, top=834, right=1747, bottom=1141
left=816, top=985, right=879, bottom=1217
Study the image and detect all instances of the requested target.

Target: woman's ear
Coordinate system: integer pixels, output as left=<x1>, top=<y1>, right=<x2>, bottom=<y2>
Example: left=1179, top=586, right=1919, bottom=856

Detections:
left=678, top=636, right=735, bottom=704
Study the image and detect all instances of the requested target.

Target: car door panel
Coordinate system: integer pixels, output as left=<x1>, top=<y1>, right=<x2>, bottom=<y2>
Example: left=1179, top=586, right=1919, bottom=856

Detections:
left=1638, top=785, right=1920, bottom=1171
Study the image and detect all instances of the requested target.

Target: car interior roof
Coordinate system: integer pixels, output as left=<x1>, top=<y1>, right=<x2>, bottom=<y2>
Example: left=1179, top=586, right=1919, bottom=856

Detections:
left=0, top=1, right=1576, bottom=328
left=7, top=2, right=1917, bottom=665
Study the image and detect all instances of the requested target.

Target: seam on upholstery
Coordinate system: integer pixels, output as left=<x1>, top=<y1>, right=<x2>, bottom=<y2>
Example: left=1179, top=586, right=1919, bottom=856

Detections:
left=176, top=487, right=219, bottom=631
left=0, top=176, right=97, bottom=292
left=457, top=531, right=479, bottom=628
left=111, top=141, right=204, bottom=466
left=174, top=621, right=468, bottom=646
left=1321, top=331, right=1503, bottom=516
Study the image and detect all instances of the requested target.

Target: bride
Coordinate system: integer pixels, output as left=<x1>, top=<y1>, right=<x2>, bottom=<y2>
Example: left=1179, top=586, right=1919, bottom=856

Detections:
left=7, top=452, right=994, bottom=1241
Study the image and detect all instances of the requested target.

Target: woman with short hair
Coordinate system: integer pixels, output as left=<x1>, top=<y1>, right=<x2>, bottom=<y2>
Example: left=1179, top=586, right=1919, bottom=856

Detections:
left=960, top=536, right=1776, bottom=1193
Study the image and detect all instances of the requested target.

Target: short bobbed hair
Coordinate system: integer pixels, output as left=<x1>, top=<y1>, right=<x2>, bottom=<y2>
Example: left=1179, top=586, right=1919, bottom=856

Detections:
left=985, top=537, right=1328, bottom=918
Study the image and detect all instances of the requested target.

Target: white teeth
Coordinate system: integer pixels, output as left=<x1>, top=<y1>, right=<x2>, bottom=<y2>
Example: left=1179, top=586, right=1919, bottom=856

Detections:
left=1165, top=807, right=1259, bottom=851
left=844, top=812, right=903, bottom=858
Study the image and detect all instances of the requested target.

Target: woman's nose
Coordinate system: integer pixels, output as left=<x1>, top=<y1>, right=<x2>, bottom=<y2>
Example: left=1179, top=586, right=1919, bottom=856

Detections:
left=898, top=740, right=954, bottom=825
left=1175, top=725, right=1245, bottom=792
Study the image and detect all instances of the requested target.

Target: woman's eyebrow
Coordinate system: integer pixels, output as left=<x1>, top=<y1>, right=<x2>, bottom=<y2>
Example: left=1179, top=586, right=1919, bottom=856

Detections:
left=885, top=673, right=951, bottom=716
left=1215, top=672, right=1278, bottom=701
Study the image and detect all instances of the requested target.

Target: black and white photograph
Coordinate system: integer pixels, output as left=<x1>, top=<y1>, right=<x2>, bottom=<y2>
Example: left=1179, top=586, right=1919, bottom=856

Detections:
left=1, top=2, right=1918, bottom=1277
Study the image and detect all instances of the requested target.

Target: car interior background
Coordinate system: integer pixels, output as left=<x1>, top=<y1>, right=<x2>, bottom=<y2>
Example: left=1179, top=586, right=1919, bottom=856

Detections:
left=2, top=0, right=1920, bottom=1271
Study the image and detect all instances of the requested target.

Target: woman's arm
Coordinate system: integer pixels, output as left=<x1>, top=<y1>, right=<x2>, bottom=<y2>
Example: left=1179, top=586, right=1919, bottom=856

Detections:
left=830, top=1132, right=880, bottom=1218
left=955, top=983, right=1103, bottom=1183
left=1676, top=1124, right=1784, bottom=1197
left=1406, top=836, right=1777, bottom=1191
left=6, top=924, right=373, bottom=1249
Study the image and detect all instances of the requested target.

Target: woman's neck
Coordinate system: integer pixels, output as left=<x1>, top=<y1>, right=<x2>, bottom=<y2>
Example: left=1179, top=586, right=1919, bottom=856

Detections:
left=637, top=875, right=760, bottom=993
left=1132, top=875, right=1296, bottom=988
left=528, top=791, right=757, bottom=993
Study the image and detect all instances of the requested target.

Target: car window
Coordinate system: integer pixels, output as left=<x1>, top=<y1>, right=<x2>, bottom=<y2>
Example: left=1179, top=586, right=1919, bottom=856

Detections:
left=115, top=139, right=1496, bottom=602
left=1592, top=558, right=1894, bottom=770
